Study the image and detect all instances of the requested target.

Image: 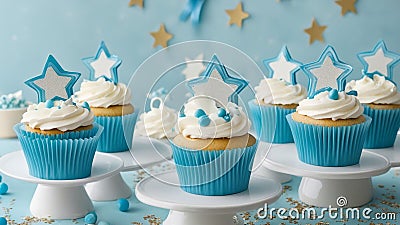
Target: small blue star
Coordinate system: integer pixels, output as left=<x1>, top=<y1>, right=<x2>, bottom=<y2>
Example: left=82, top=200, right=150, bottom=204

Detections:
left=263, top=45, right=302, bottom=85
left=301, top=45, right=352, bottom=98
left=82, top=41, right=122, bottom=83
left=357, top=40, right=400, bottom=81
left=180, top=0, right=206, bottom=26
left=25, top=55, right=81, bottom=103
left=187, top=55, right=248, bottom=105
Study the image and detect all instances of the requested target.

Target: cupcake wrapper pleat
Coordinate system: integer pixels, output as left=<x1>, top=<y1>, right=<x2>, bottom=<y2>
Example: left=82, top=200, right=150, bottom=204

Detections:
left=286, top=114, right=372, bottom=167
left=14, top=123, right=103, bottom=180
left=363, top=105, right=400, bottom=149
left=95, top=111, right=138, bottom=153
left=248, top=100, right=295, bottom=143
left=170, top=141, right=258, bottom=196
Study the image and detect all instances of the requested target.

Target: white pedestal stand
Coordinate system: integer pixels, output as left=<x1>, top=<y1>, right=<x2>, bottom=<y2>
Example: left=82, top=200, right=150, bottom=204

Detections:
left=135, top=171, right=282, bottom=225
left=263, top=144, right=391, bottom=208
left=365, top=135, right=400, bottom=167
left=85, top=137, right=172, bottom=201
left=0, top=151, right=123, bottom=219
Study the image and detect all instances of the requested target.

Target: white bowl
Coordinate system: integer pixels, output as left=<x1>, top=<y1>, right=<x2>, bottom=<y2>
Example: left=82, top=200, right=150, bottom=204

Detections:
left=0, top=107, right=27, bottom=138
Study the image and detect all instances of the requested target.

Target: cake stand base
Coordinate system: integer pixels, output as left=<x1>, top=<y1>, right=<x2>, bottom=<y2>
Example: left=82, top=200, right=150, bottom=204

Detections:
left=85, top=173, right=131, bottom=201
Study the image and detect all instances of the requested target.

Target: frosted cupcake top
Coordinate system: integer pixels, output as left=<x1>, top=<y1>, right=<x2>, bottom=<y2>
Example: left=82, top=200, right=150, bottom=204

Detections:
left=297, top=90, right=364, bottom=121
left=345, top=75, right=400, bottom=105
left=0, top=91, right=28, bottom=109
left=255, top=78, right=306, bottom=105
left=177, top=97, right=251, bottom=139
left=136, top=97, right=177, bottom=139
left=21, top=99, right=94, bottom=131
left=73, top=78, right=131, bottom=108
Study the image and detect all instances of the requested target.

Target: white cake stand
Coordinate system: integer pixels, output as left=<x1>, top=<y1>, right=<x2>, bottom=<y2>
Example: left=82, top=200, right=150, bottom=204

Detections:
left=85, top=136, right=172, bottom=201
left=135, top=171, right=282, bottom=225
left=263, top=144, right=391, bottom=208
left=365, top=134, right=400, bottom=167
left=0, top=151, right=123, bottom=219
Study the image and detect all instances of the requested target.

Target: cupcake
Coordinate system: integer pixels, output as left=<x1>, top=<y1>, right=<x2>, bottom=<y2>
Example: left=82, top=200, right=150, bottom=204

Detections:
left=0, top=91, right=29, bottom=138
left=288, top=46, right=371, bottom=167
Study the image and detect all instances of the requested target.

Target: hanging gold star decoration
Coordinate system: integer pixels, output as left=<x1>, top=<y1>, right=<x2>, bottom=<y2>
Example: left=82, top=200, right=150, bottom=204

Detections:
left=335, top=0, right=357, bottom=16
left=225, top=2, right=249, bottom=28
left=304, top=18, right=327, bottom=45
left=129, top=0, right=143, bottom=8
left=150, top=24, right=173, bottom=48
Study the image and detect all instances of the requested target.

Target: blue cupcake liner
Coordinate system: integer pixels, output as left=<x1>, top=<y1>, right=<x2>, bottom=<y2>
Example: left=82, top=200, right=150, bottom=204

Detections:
left=95, top=111, right=138, bottom=153
left=248, top=100, right=295, bottom=143
left=286, top=114, right=372, bottom=167
left=363, top=105, right=400, bottom=149
left=170, top=140, right=258, bottom=196
left=14, top=123, right=103, bottom=180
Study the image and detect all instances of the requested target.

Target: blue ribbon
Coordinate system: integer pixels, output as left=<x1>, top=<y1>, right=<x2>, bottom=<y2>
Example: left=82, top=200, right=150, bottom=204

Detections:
left=180, top=0, right=206, bottom=26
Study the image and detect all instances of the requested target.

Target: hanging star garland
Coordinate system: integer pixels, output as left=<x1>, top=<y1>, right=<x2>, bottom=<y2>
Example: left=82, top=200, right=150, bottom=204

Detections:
left=304, top=18, right=327, bottom=45
left=301, top=45, right=352, bottom=98
left=335, top=0, right=357, bottom=16
left=129, top=0, right=143, bottom=8
left=25, top=55, right=81, bottom=103
left=180, top=0, right=206, bottom=26
left=225, top=2, right=249, bottom=28
left=150, top=24, right=173, bottom=48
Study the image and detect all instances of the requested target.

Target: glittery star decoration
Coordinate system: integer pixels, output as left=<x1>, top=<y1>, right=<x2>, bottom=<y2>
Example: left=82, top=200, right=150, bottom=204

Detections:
left=301, top=45, right=352, bottom=97
left=182, top=53, right=206, bottom=80
left=150, top=24, right=173, bottom=48
left=304, top=18, right=327, bottom=45
left=263, top=46, right=302, bottom=84
left=335, top=0, right=357, bottom=16
left=225, top=2, right=249, bottom=28
left=25, top=55, right=81, bottom=103
left=129, top=0, right=143, bottom=8
left=82, top=41, right=122, bottom=83
left=357, top=40, right=400, bottom=80
left=187, top=55, right=248, bottom=105
left=180, top=0, right=206, bottom=25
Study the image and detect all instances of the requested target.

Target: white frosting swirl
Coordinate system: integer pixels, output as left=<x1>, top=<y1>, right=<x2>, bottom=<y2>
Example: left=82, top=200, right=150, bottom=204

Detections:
left=73, top=78, right=132, bottom=108
left=255, top=78, right=306, bottom=105
left=21, top=99, right=94, bottom=131
left=297, top=91, right=364, bottom=121
left=177, top=97, right=251, bottom=139
left=136, top=98, right=178, bottom=139
left=346, top=75, right=400, bottom=104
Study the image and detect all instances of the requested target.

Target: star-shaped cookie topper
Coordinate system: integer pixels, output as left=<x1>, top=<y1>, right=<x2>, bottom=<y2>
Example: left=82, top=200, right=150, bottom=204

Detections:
left=304, top=18, right=327, bottom=45
left=82, top=41, right=122, bottom=83
left=301, top=45, right=352, bottom=97
left=180, top=0, right=206, bottom=26
left=187, top=55, right=248, bottom=105
left=150, top=24, right=173, bottom=48
left=357, top=40, right=400, bottom=80
left=25, top=55, right=81, bottom=103
left=335, top=0, right=357, bottom=16
left=263, top=46, right=302, bottom=85
left=129, top=0, right=143, bottom=8
left=182, top=53, right=206, bottom=80
left=225, top=2, right=249, bottom=28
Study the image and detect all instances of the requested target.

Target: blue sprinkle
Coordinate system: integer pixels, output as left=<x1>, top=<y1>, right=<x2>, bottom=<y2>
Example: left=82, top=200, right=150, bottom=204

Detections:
left=194, top=109, right=206, bottom=118
left=84, top=212, right=97, bottom=224
left=0, top=183, right=8, bottom=195
left=179, top=111, right=185, bottom=117
left=328, top=89, right=339, bottom=100
left=199, top=115, right=211, bottom=127
left=45, top=99, right=54, bottom=108
left=0, top=217, right=6, bottom=225
left=97, top=221, right=110, bottom=225
left=346, top=90, right=358, bottom=96
left=117, top=198, right=129, bottom=212
left=223, top=114, right=231, bottom=122
left=218, top=108, right=227, bottom=117
left=82, top=102, right=91, bottom=111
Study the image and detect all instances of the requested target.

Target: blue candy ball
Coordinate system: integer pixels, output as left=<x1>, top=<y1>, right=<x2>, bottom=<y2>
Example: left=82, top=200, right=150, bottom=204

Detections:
left=97, top=221, right=110, bottom=225
left=223, top=114, right=231, bottom=122
left=45, top=99, right=54, bottom=108
left=194, top=109, right=206, bottom=118
left=198, top=115, right=211, bottom=127
left=0, top=183, right=8, bottom=195
left=218, top=108, right=227, bottom=117
left=0, top=175, right=2, bottom=183
left=84, top=213, right=97, bottom=224
left=328, top=89, right=339, bottom=100
left=0, top=217, right=6, bottom=225
left=117, top=198, right=129, bottom=212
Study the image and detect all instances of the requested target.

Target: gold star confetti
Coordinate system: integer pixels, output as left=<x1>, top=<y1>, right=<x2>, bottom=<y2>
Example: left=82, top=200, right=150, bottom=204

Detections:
left=150, top=24, right=173, bottom=48
left=129, top=0, right=143, bottom=8
left=225, top=2, right=249, bottom=28
left=335, top=0, right=357, bottom=16
left=304, top=18, right=327, bottom=45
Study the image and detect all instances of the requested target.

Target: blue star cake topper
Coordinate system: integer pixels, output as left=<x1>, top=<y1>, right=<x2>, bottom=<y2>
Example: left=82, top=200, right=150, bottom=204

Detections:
left=357, top=40, right=400, bottom=80
left=301, top=45, right=352, bottom=98
left=82, top=41, right=122, bottom=83
left=263, top=45, right=302, bottom=85
left=187, top=54, right=248, bottom=105
left=25, top=55, right=81, bottom=103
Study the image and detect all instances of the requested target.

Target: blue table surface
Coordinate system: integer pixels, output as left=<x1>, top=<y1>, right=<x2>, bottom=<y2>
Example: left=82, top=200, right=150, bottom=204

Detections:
left=0, top=138, right=399, bottom=225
